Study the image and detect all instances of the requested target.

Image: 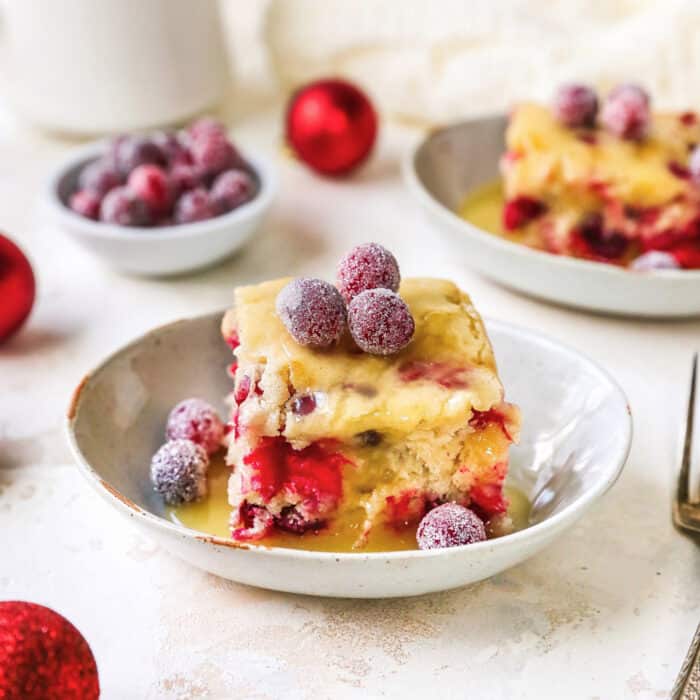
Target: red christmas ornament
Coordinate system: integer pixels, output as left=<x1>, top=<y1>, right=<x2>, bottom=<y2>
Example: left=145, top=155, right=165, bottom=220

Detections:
left=0, top=234, right=35, bottom=343
left=286, top=78, right=378, bottom=176
left=0, top=601, right=99, bottom=700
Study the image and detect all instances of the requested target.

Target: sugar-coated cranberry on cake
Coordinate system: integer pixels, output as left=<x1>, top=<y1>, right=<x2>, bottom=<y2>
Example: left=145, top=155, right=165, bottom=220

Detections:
left=221, top=275, right=521, bottom=548
left=500, top=83, right=700, bottom=269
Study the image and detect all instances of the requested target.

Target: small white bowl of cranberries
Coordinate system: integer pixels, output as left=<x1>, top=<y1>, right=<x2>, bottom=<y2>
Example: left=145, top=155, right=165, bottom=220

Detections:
left=45, top=118, right=276, bottom=276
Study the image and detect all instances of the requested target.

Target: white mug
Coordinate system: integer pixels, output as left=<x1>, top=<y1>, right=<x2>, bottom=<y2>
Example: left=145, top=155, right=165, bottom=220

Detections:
left=0, top=0, right=231, bottom=134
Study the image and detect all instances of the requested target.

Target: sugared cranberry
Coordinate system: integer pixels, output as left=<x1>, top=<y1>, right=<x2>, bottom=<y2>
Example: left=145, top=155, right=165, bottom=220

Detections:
left=210, top=169, right=256, bottom=212
left=188, top=117, right=227, bottom=141
left=69, top=189, right=101, bottom=220
left=631, top=251, right=680, bottom=271
left=127, top=164, right=173, bottom=215
left=416, top=503, right=486, bottom=550
left=289, top=393, right=317, bottom=415
left=502, top=196, right=546, bottom=231
left=170, top=163, right=205, bottom=195
left=276, top=278, right=347, bottom=349
left=99, top=186, right=151, bottom=226
left=153, top=131, right=189, bottom=165
left=78, top=158, right=122, bottom=196
left=275, top=506, right=324, bottom=534
left=165, top=398, right=224, bottom=455
left=552, top=83, right=598, bottom=128
left=190, top=131, right=239, bottom=178
left=174, top=187, right=216, bottom=224
left=150, top=438, right=209, bottom=505
left=689, top=146, right=700, bottom=185
left=347, top=288, right=414, bottom=355
left=601, top=84, right=650, bottom=140
left=336, top=242, right=401, bottom=303
left=113, top=136, right=165, bottom=176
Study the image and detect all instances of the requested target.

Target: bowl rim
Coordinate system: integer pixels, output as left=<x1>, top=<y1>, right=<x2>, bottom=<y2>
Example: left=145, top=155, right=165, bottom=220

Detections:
left=403, top=113, right=700, bottom=280
left=65, top=310, right=633, bottom=562
left=43, top=139, right=277, bottom=241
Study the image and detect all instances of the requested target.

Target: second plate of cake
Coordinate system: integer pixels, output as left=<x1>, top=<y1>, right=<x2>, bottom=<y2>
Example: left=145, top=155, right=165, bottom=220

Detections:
left=404, top=85, right=700, bottom=317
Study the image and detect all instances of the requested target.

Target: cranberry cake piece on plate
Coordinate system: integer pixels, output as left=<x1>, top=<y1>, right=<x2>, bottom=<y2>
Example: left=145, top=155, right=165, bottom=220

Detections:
left=221, top=277, right=520, bottom=547
left=501, top=98, right=700, bottom=267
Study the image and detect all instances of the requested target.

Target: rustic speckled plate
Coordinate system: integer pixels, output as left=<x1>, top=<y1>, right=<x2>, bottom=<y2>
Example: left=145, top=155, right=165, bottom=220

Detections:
left=404, top=115, right=700, bottom=317
left=65, top=312, right=631, bottom=598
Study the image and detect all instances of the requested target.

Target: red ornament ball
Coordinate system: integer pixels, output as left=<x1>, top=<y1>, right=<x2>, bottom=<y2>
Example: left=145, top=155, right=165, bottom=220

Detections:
left=286, top=78, right=378, bottom=176
left=0, top=234, right=35, bottom=344
left=0, top=601, right=99, bottom=700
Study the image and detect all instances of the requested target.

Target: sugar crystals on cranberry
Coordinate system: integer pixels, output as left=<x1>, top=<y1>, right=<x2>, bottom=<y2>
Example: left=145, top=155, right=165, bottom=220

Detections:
left=69, top=190, right=101, bottom=220
left=127, top=164, right=173, bottom=215
left=78, top=158, right=123, bottom=196
left=66, top=118, right=258, bottom=228
left=552, top=83, right=598, bottom=128
left=165, top=398, right=224, bottom=455
left=210, top=169, right=256, bottom=212
left=276, top=278, right=347, bottom=349
left=174, top=187, right=216, bottom=224
left=336, top=242, right=401, bottom=303
left=601, top=83, right=650, bottom=140
left=113, top=136, right=165, bottom=176
left=100, top=186, right=151, bottom=226
left=150, top=439, right=209, bottom=505
left=631, top=250, right=680, bottom=271
left=347, top=288, right=415, bottom=355
left=416, top=503, right=487, bottom=550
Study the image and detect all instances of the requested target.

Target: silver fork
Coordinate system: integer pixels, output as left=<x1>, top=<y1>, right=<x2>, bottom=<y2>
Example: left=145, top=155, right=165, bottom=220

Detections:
left=671, top=353, right=700, bottom=699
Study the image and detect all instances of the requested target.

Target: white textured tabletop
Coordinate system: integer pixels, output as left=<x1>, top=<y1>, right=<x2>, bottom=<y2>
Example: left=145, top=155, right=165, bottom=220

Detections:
left=2, top=100, right=700, bottom=699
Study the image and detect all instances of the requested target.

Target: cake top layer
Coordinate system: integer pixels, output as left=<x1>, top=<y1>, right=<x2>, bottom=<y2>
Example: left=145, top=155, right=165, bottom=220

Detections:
left=505, top=102, right=700, bottom=208
left=223, top=277, right=506, bottom=442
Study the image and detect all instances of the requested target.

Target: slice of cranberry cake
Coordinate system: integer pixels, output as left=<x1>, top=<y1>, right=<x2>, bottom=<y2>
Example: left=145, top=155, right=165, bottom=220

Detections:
left=501, top=97, right=700, bottom=268
left=221, top=277, right=520, bottom=547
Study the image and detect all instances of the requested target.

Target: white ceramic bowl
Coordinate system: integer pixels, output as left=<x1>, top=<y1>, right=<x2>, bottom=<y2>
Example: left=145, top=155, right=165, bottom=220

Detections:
left=43, top=142, right=276, bottom=276
left=404, top=115, right=700, bottom=317
left=65, top=311, right=632, bottom=598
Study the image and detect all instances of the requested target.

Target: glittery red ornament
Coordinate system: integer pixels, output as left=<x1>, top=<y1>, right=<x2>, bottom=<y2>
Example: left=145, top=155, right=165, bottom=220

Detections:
left=0, top=601, right=99, bottom=700
left=286, top=78, right=378, bottom=176
left=0, top=234, right=35, bottom=344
